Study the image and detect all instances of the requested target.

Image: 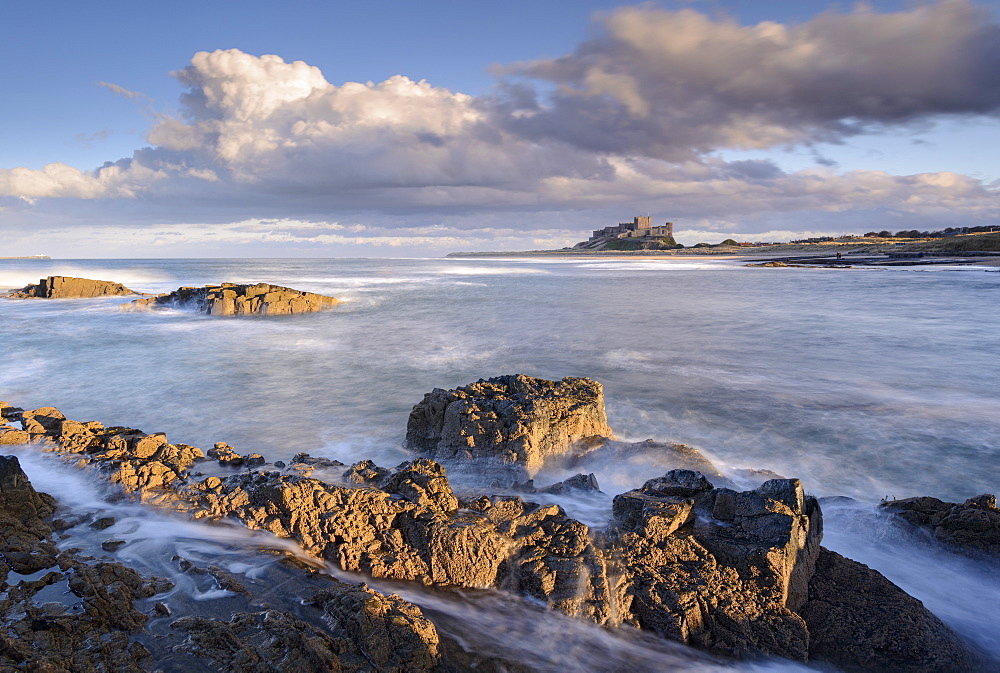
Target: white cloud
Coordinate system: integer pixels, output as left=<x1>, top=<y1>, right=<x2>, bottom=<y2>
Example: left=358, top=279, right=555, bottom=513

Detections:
left=1, top=2, right=999, bottom=251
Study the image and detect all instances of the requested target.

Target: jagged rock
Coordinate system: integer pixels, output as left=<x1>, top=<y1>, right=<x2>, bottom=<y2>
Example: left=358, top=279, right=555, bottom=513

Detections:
left=171, top=610, right=353, bottom=672
left=7, top=396, right=988, bottom=669
left=209, top=442, right=244, bottom=466
left=406, top=374, right=613, bottom=474
left=244, top=453, right=265, bottom=467
left=310, top=584, right=441, bottom=672
left=608, top=473, right=822, bottom=660
left=465, top=496, right=613, bottom=622
left=5, top=275, right=139, bottom=298
left=381, top=458, right=459, bottom=513
left=343, top=459, right=390, bottom=484
left=0, top=460, right=174, bottom=673
left=290, top=453, right=345, bottom=477
left=124, top=282, right=338, bottom=316
left=540, top=472, right=602, bottom=495
left=0, top=454, right=58, bottom=573
left=881, top=494, right=1000, bottom=559
left=801, top=547, right=988, bottom=672
left=0, top=401, right=22, bottom=423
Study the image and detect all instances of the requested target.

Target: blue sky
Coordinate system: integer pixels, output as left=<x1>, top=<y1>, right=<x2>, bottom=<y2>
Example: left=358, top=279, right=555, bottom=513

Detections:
left=2, top=0, right=999, bottom=256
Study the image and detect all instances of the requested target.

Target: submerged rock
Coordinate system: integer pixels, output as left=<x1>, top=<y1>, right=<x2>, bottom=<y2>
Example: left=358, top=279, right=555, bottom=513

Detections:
left=124, top=282, right=338, bottom=316
left=881, top=494, right=1000, bottom=560
left=405, top=374, right=613, bottom=474
left=4, top=275, right=140, bottom=299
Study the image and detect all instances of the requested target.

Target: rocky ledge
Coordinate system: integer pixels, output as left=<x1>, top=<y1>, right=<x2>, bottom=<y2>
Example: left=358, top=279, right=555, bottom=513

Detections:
left=1, top=377, right=996, bottom=672
left=881, top=494, right=1000, bottom=561
left=124, top=282, right=338, bottom=316
left=5, top=275, right=140, bottom=299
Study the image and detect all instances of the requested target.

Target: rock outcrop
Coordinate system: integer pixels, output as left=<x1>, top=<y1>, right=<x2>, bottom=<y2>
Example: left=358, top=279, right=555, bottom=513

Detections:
left=3, top=389, right=992, bottom=671
left=5, top=275, right=139, bottom=298
left=406, top=374, right=612, bottom=474
left=881, top=494, right=1000, bottom=560
left=801, top=547, right=984, bottom=672
left=125, top=282, right=338, bottom=316
left=0, top=454, right=172, bottom=672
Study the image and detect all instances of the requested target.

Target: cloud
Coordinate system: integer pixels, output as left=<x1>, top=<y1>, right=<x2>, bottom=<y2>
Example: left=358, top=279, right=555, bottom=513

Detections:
left=97, top=81, right=143, bottom=99
left=1, top=1, right=999, bottom=251
left=493, top=0, right=1000, bottom=159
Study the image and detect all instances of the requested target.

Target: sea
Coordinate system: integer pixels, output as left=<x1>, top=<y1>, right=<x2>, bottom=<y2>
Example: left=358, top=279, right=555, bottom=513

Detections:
left=1, top=256, right=998, bottom=671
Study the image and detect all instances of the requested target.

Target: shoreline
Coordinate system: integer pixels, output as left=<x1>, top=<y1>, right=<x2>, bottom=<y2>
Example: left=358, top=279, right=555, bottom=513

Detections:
left=447, top=248, right=1000, bottom=268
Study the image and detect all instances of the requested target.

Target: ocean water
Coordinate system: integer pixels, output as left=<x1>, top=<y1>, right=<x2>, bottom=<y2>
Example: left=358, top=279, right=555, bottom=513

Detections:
left=2, top=256, right=998, bottom=667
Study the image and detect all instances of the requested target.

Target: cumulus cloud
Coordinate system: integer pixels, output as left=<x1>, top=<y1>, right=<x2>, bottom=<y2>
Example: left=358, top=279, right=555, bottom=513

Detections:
left=1, top=1, right=999, bottom=249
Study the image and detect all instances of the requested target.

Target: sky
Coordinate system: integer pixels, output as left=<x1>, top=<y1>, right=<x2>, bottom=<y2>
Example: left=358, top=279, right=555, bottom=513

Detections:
left=2, top=0, right=1000, bottom=257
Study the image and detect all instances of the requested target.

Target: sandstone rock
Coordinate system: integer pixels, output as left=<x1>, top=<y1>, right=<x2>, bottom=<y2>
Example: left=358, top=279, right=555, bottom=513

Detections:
left=406, top=374, right=612, bottom=474
left=343, top=459, right=390, bottom=484
left=0, top=401, right=21, bottom=423
left=209, top=441, right=244, bottom=466
left=801, top=547, right=988, bottom=672
left=608, top=472, right=823, bottom=660
left=125, top=282, right=338, bottom=316
left=5, top=275, right=139, bottom=299
left=881, top=494, right=1000, bottom=559
left=7, top=396, right=987, bottom=669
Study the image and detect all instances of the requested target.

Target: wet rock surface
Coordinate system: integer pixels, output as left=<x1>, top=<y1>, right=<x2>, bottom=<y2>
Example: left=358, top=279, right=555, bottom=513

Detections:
left=2, top=381, right=994, bottom=672
left=406, top=374, right=613, bottom=474
left=125, top=282, right=338, bottom=316
left=881, top=494, right=1000, bottom=560
left=4, top=275, right=140, bottom=298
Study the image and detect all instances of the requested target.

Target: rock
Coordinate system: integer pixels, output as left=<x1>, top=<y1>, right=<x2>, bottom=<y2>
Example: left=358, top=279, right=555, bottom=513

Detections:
left=540, top=472, right=602, bottom=495
left=881, top=494, right=1000, bottom=559
left=608, top=472, right=822, bottom=660
left=310, top=584, right=441, bottom=672
left=124, top=282, right=338, bottom=316
left=209, top=441, right=244, bottom=466
left=641, top=469, right=714, bottom=498
left=290, top=453, right=345, bottom=477
left=801, top=547, right=988, bottom=672
left=171, top=610, right=353, bottom=672
left=7, top=395, right=988, bottom=669
left=343, top=458, right=389, bottom=484
left=5, top=275, right=139, bottom=299
left=405, top=374, right=613, bottom=474
left=102, top=539, right=127, bottom=552
left=244, top=453, right=265, bottom=467
left=0, top=401, right=22, bottom=423
left=382, top=458, right=459, bottom=513
left=0, top=454, right=58, bottom=573
left=564, top=437, right=731, bottom=486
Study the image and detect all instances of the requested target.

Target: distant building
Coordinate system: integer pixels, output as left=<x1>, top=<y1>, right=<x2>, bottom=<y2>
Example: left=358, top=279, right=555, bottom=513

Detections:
left=589, top=216, right=674, bottom=242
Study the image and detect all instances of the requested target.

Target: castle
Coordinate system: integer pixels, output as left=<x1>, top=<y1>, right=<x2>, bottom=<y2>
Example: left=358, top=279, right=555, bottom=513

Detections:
left=589, top=216, right=674, bottom=242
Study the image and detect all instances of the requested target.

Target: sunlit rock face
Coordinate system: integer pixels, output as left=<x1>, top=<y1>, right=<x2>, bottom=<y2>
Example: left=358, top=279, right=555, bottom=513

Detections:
left=405, top=374, right=613, bottom=474
left=125, top=282, right=337, bottom=316
left=4, top=385, right=993, bottom=671
left=5, top=275, right=138, bottom=298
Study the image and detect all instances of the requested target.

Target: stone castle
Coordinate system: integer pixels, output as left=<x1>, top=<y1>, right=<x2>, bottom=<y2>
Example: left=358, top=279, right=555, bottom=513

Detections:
left=589, top=216, right=674, bottom=242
